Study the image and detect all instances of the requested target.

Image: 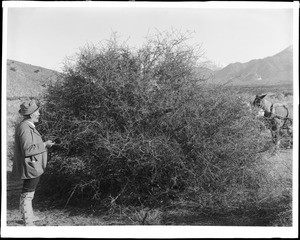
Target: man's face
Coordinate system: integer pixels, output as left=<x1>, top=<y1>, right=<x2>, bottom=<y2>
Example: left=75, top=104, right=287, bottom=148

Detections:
left=31, top=109, right=40, bottom=123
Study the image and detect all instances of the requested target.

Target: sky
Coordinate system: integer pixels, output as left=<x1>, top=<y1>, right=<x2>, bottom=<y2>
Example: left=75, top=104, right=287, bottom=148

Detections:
left=3, top=2, right=296, bottom=72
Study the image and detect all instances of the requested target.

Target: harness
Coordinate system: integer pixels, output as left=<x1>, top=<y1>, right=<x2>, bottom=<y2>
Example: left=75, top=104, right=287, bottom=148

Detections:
left=254, top=96, right=293, bottom=147
left=253, top=97, right=292, bottom=124
left=261, top=103, right=292, bottom=135
left=270, top=104, right=292, bottom=125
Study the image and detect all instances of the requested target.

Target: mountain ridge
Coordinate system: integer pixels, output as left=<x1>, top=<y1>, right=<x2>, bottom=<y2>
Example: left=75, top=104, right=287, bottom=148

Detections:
left=211, top=45, right=293, bottom=86
left=6, top=44, right=293, bottom=99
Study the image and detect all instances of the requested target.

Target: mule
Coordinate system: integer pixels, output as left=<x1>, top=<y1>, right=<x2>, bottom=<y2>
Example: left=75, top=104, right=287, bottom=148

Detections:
left=252, top=94, right=293, bottom=148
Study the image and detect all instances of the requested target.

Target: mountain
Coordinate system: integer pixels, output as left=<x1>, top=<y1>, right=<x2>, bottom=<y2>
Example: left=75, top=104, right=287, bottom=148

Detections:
left=6, top=45, right=293, bottom=99
left=202, top=60, right=223, bottom=71
left=6, top=59, right=60, bottom=99
left=193, top=60, right=224, bottom=81
left=211, top=45, right=293, bottom=86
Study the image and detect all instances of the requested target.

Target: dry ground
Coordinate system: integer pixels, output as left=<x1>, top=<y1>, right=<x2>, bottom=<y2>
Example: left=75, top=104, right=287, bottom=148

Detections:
left=5, top=148, right=293, bottom=226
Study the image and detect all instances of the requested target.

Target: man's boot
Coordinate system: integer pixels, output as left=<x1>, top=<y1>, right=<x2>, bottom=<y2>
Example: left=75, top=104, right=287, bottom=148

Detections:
left=20, top=192, right=35, bottom=226
left=20, top=191, right=45, bottom=225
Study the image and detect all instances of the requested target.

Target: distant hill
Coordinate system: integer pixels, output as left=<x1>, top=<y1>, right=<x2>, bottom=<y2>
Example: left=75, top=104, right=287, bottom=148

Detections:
left=6, top=45, right=293, bottom=100
left=211, top=45, right=293, bottom=86
left=6, top=59, right=60, bottom=99
left=193, top=60, right=223, bottom=81
left=202, top=60, right=223, bottom=71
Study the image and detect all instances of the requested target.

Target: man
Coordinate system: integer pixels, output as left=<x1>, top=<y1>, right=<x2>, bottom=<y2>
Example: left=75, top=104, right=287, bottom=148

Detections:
left=12, top=99, right=55, bottom=226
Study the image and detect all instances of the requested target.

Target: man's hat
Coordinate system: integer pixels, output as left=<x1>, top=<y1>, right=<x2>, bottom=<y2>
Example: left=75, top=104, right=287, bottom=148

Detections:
left=19, top=100, right=39, bottom=116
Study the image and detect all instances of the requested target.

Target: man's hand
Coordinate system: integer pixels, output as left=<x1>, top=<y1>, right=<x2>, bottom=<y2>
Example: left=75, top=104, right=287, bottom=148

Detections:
left=44, top=140, right=55, bottom=148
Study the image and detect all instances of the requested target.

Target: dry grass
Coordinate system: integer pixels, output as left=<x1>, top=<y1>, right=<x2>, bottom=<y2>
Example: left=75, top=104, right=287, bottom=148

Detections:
left=254, top=149, right=293, bottom=226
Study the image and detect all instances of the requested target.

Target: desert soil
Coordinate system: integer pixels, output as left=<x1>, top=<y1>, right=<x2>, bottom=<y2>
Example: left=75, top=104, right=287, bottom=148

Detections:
left=5, top=148, right=293, bottom=226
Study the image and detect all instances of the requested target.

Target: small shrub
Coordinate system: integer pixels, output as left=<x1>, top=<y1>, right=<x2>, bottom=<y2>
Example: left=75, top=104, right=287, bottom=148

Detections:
left=10, top=67, right=16, bottom=72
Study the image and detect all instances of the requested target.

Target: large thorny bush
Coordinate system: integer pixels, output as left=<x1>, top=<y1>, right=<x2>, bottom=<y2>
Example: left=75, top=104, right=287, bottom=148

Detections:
left=38, top=31, right=267, bottom=210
